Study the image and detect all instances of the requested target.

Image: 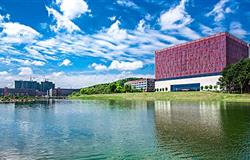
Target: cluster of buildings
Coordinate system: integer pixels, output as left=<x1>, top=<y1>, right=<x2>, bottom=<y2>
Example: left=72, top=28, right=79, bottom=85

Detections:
left=126, top=32, right=250, bottom=92
left=0, top=80, right=79, bottom=97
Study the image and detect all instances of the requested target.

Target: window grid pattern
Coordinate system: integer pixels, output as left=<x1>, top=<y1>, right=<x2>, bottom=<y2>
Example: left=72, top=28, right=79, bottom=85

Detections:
left=155, top=33, right=248, bottom=80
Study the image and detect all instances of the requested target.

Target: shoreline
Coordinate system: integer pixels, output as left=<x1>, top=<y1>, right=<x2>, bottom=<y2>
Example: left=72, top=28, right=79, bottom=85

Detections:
left=0, top=97, right=65, bottom=103
left=0, top=99, right=37, bottom=103
left=70, top=92, right=250, bottom=102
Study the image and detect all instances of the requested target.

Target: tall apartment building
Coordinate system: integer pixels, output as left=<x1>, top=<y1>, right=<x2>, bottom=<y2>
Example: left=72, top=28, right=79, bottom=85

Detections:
left=40, top=81, right=55, bottom=92
left=15, top=80, right=40, bottom=90
left=155, top=32, right=249, bottom=92
left=15, top=80, right=55, bottom=92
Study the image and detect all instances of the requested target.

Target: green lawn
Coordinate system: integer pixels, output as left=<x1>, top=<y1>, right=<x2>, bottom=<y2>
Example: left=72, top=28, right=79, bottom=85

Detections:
left=70, top=92, right=250, bottom=102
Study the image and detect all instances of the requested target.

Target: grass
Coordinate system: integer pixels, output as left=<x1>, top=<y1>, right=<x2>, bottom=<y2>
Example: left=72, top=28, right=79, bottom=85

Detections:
left=70, top=92, right=250, bottom=102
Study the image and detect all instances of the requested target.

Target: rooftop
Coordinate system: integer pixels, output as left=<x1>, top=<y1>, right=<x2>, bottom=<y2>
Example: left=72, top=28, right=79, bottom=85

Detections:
left=155, top=32, right=249, bottom=53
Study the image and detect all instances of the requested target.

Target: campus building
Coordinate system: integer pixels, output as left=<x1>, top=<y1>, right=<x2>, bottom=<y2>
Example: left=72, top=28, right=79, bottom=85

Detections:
left=15, top=80, right=41, bottom=90
left=125, top=78, right=155, bottom=92
left=155, top=32, right=249, bottom=92
left=15, top=80, right=55, bottom=92
left=0, top=80, right=78, bottom=96
left=40, top=81, right=55, bottom=92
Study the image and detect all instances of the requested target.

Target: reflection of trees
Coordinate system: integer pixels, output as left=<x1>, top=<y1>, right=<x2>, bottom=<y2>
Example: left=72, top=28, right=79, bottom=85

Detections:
left=219, top=102, right=250, bottom=159
left=154, top=100, right=250, bottom=159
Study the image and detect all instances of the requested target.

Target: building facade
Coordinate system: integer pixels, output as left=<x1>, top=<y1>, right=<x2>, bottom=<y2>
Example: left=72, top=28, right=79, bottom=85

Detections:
left=52, top=88, right=80, bottom=96
left=155, top=32, right=249, bottom=92
left=15, top=80, right=40, bottom=90
left=40, top=81, right=55, bottom=92
left=15, top=80, right=55, bottom=93
left=125, top=78, right=155, bottom=92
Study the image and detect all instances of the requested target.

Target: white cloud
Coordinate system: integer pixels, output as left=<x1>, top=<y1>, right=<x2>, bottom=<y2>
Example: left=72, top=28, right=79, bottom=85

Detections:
left=13, top=59, right=45, bottom=66
left=56, top=0, right=90, bottom=20
left=107, top=20, right=128, bottom=40
left=159, top=0, right=200, bottom=40
left=0, top=57, right=11, bottom=65
left=0, top=22, right=40, bottom=44
left=91, top=63, right=108, bottom=71
left=26, top=26, right=185, bottom=66
left=92, top=60, right=143, bottom=71
left=145, top=14, right=152, bottom=21
left=51, top=71, right=64, bottom=77
left=46, top=7, right=81, bottom=33
left=117, top=0, right=139, bottom=10
left=200, top=24, right=215, bottom=35
left=137, top=19, right=146, bottom=32
left=0, top=71, right=9, bottom=76
left=18, top=67, right=33, bottom=76
left=32, top=61, right=45, bottom=66
left=108, top=16, right=116, bottom=21
left=46, top=0, right=91, bottom=33
left=109, top=60, right=143, bottom=71
left=206, top=0, right=233, bottom=22
left=229, top=22, right=248, bottom=38
left=0, top=14, right=10, bottom=22
left=159, top=0, right=192, bottom=30
left=60, top=59, right=72, bottom=66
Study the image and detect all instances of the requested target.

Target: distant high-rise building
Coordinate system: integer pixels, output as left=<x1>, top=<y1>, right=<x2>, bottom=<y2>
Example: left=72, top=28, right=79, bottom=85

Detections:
left=15, top=80, right=40, bottom=90
left=40, top=81, right=55, bottom=92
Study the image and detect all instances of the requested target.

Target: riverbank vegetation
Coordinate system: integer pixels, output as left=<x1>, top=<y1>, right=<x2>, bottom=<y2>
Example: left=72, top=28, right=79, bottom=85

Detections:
left=70, top=92, right=250, bottom=102
left=0, top=96, right=36, bottom=103
left=218, top=58, right=250, bottom=94
left=72, top=78, right=142, bottom=96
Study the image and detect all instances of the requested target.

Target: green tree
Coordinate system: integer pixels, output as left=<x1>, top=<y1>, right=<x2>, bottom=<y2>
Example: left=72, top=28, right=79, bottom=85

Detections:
left=115, top=84, right=123, bottom=93
left=204, top=85, right=209, bottom=90
left=214, top=85, right=218, bottom=91
left=109, top=83, right=117, bottom=93
left=200, top=86, right=204, bottom=90
left=124, top=84, right=132, bottom=92
left=209, top=85, right=213, bottom=90
left=218, top=58, right=250, bottom=93
left=80, top=88, right=86, bottom=94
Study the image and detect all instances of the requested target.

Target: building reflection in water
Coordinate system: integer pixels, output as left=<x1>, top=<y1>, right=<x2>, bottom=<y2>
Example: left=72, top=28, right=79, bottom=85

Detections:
left=154, top=100, right=250, bottom=159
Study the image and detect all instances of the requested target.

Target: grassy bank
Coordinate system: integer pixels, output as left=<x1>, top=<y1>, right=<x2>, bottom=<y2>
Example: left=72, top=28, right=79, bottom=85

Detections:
left=0, top=96, right=37, bottom=103
left=70, top=92, right=250, bottom=102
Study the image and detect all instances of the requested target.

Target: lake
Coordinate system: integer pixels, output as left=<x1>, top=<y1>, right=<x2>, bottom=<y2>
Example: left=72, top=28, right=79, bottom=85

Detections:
left=0, top=100, right=250, bottom=159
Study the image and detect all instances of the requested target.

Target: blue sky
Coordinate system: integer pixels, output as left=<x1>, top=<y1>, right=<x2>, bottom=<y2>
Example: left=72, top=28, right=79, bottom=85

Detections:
left=0, top=0, right=249, bottom=88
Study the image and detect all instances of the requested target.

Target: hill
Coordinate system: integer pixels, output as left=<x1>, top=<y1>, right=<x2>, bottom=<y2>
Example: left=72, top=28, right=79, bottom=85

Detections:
left=72, top=77, right=142, bottom=95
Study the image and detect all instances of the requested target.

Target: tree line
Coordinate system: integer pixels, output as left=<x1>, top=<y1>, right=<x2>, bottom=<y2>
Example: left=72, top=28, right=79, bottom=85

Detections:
left=72, top=78, right=143, bottom=95
left=218, top=58, right=250, bottom=93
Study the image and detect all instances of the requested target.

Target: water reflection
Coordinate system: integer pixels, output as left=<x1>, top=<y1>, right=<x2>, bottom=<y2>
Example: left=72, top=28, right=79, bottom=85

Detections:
left=0, top=100, right=250, bottom=159
left=154, top=100, right=250, bottom=159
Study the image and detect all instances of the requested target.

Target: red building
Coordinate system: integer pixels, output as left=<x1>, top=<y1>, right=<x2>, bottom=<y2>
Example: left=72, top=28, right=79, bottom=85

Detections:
left=155, top=32, right=249, bottom=92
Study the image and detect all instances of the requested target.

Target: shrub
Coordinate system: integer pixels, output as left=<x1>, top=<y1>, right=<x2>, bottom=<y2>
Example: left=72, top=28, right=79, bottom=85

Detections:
left=200, top=86, right=204, bottom=90
left=214, top=85, right=218, bottom=90
left=209, top=85, right=213, bottom=90
left=204, top=85, right=209, bottom=90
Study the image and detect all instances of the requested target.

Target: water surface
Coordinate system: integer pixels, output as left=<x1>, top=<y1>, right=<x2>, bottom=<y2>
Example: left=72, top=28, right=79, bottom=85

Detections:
left=0, top=100, right=250, bottom=159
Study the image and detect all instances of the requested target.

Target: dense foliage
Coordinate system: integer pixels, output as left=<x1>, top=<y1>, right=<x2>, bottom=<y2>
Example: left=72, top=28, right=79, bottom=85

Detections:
left=218, top=58, right=250, bottom=93
left=73, top=78, right=143, bottom=95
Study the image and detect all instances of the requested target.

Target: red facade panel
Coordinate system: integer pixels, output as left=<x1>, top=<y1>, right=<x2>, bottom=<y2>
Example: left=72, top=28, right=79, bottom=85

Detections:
left=226, top=34, right=249, bottom=65
left=155, top=32, right=249, bottom=80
